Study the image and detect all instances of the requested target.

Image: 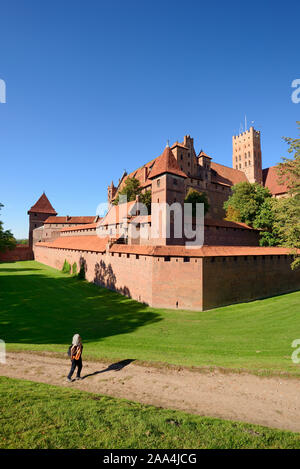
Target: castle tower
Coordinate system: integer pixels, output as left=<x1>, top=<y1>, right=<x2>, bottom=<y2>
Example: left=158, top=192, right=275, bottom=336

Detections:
left=149, top=145, right=187, bottom=245
left=107, top=181, right=117, bottom=206
left=232, top=126, right=262, bottom=184
left=27, top=193, right=57, bottom=249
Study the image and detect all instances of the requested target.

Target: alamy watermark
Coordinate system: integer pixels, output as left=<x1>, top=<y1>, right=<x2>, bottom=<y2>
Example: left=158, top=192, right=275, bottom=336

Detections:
left=291, top=79, right=300, bottom=104
left=0, top=340, right=6, bottom=364
left=291, top=339, right=300, bottom=364
left=0, top=79, right=6, bottom=103
left=96, top=195, right=205, bottom=248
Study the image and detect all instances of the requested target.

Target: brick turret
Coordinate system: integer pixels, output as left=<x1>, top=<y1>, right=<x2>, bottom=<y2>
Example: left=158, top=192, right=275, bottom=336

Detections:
left=28, top=193, right=57, bottom=249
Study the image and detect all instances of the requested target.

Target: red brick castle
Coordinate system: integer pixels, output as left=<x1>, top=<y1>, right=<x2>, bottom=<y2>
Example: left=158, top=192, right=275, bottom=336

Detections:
left=29, top=128, right=299, bottom=311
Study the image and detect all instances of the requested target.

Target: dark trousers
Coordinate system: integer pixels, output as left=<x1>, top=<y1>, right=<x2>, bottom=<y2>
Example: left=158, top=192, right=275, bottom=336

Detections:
left=68, top=357, right=82, bottom=379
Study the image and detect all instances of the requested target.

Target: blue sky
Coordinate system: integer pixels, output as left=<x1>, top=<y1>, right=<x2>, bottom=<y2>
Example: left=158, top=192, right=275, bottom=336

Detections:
left=1, top=0, right=299, bottom=238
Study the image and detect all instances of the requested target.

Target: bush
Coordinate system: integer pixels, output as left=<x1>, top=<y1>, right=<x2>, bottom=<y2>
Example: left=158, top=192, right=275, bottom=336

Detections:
left=62, top=260, right=71, bottom=274
left=72, top=262, right=77, bottom=275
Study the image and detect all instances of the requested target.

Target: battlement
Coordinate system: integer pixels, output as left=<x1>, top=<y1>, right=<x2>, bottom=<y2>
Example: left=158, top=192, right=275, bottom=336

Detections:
left=233, top=126, right=260, bottom=140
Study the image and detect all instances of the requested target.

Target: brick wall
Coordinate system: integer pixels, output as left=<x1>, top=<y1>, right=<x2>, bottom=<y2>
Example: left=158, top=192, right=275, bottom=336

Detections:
left=203, top=254, right=300, bottom=310
left=0, top=245, right=33, bottom=262
left=204, top=225, right=260, bottom=246
left=34, top=245, right=300, bottom=311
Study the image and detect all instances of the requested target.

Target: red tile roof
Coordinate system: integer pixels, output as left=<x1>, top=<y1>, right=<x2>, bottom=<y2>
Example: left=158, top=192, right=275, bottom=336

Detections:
left=60, top=223, right=98, bottom=232
left=198, top=150, right=212, bottom=159
left=148, top=146, right=187, bottom=179
left=204, top=218, right=258, bottom=230
left=28, top=193, right=57, bottom=215
left=99, top=201, right=137, bottom=226
left=44, top=216, right=95, bottom=224
left=262, top=166, right=288, bottom=195
left=211, top=162, right=248, bottom=186
left=109, top=244, right=297, bottom=257
left=36, top=235, right=297, bottom=257
left=36, top=235, right=109, bottom=253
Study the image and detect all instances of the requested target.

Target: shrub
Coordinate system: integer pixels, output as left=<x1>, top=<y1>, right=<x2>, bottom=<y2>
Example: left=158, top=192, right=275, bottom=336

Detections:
left=62, top=260, right=71, bottom=274
left=72, top=262, right=77, bottom=275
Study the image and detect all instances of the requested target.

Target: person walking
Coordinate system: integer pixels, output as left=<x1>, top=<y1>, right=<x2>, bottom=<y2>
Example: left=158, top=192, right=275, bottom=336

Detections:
left=67, top=334, right=83, bottom=382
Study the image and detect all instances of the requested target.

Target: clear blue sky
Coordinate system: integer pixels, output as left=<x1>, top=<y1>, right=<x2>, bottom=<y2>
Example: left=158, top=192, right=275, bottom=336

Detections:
left=1, top=0, right=299, bottom=238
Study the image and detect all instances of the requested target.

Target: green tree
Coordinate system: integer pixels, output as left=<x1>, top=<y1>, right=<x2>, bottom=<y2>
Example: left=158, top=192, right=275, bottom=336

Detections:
left=274, top=122, right=300, bottom=269
left=278, top=121, right=300, bottom=197
left=72, top=262, right=77, bottom=275
left=224, top=182, right=278, bottom=246
left=0, top=203, right=16, bottom=252
left=224, top=182, right=272, bottom=226
left=113, top=177, right=141, bottom=205
left=62, top=260, right=71, bottom=274
left=184, top=189, right=209, bottom=216
left=139, top=190, right=152, bottom=214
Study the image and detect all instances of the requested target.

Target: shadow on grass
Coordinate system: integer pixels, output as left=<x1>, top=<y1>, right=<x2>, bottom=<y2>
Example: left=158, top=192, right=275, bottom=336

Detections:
left=0, top=264, right=161, bottom=345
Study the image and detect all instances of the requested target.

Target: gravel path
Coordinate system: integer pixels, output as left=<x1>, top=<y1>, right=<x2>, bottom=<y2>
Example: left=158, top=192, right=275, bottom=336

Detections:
left=1, top=352, right=300, bottom=432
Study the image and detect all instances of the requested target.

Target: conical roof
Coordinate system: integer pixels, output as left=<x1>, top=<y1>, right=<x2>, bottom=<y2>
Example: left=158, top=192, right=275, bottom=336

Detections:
left=149, top=146, right=187, bottom=179
left=28, top=193, right=57, bottom=215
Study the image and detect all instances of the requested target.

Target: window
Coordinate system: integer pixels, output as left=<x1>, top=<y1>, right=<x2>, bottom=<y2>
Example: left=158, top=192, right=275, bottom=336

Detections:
left=183, top=257, right=190, bottom=262
left=173, top=178, right=177, bottom=185
left=157, top=179, right=160, bottom=187
left=164, top=256, right=170, bottom=262
left=180, top=154, right=183, bottom=160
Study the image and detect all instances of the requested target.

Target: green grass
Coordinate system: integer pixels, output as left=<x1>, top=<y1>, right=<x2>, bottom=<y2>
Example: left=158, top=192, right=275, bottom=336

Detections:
left=0, top=376, right=299, bottom=449
left=1, top=260, right=300, bottom=376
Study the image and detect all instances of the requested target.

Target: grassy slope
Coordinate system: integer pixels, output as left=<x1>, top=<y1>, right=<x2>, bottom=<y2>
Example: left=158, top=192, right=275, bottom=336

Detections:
left=0, top=376, right=299, bottom=449
left=1, top=261, right=300, bottom=375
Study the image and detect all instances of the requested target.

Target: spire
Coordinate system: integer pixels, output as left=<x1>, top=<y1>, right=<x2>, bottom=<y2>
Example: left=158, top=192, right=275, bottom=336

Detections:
left=28, top=193, right=57, bottom=215
left=149, top=146, right=187, bottom=179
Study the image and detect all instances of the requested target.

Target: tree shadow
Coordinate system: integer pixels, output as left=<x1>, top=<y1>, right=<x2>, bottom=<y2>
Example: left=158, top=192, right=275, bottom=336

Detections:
left=81, top=359, right=135, bottom=380
left=0, top=263, right=161, bottom=345
left=94, top=260, right=131, bottom=297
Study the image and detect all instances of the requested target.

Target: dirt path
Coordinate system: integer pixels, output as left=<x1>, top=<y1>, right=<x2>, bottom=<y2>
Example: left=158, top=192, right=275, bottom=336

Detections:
left=1, top=352, right=300, bottom=433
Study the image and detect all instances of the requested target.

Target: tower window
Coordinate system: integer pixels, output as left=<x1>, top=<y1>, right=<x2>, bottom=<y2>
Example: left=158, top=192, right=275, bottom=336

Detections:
left=157, top=179, right=160, bottom=187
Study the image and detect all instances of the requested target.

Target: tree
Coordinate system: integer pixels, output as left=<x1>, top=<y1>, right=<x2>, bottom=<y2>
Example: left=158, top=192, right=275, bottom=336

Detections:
left=139, top=190, right=152, bottom=214
left=0, top=203, right=16, bottom=252
left=224, top=182, right=272, bottom=227
left=274, top=122, right=300, bottom=269
left=278, top=121, right=300, bottom=197
left=184, top=189, right=209, bottom=216
left=113, top=177, right=141, bottom=205
left=224, top=182, right=278, bottom=246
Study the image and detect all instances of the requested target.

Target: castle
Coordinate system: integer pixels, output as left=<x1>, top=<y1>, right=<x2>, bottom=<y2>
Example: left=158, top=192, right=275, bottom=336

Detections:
left=27, top=128, right=299, bottom=311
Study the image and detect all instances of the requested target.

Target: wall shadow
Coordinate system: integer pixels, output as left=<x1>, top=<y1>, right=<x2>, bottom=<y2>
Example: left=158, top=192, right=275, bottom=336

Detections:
left=0, top=264, right=161, bottom=345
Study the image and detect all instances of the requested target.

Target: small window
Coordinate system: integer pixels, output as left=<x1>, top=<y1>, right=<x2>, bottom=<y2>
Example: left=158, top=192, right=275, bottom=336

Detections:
left=157, top=179, right=160, bottom=187
left=164, top=256, right=170, bottom=262
left=183, top=257, right=190, bottom=262
left=173, top=178, right=177, bottom=185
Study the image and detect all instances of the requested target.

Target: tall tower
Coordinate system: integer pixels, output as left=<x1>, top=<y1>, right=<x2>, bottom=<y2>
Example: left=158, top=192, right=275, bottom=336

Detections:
left=27, top=193, right=57, bottom=249
left=232, top=126, right=262, bottom=184
left=148, top=145, right=187, bottom=245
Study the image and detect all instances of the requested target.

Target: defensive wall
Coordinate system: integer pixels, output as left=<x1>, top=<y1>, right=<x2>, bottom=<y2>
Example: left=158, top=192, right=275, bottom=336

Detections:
left=34, top=239, right=300, bottom=311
